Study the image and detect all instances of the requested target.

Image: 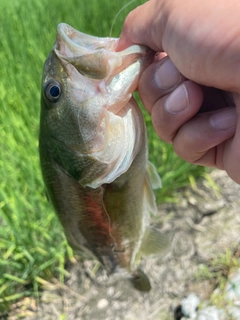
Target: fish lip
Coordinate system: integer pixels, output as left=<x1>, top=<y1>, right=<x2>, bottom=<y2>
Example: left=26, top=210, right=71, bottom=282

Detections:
left=55, top=23, right=116, bottom=57
left=55, top=22, right=151, bottom=55
left=54, top=23, right=153, bottom=74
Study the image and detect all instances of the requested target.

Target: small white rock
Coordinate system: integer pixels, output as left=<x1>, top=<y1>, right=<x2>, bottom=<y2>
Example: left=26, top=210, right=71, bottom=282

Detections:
left=228, top=306, right=240, bottom=320
left=197, top=306, right=220, bottom=320
left=225, top=269, right=240, bottom=301
left=97, top=298, right=109, bottom=309
left=107, top=286, right=115, bottom=296
left=181, top=293, right=200, bottom=318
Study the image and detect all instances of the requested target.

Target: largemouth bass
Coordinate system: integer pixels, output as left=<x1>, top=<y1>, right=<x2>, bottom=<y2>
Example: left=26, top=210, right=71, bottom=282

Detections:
left=39, top=23, right=169, bottom=292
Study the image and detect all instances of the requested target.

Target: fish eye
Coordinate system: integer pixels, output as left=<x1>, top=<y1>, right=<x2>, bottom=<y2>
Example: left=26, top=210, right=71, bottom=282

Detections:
left=44, top=80, right=62, bottom=103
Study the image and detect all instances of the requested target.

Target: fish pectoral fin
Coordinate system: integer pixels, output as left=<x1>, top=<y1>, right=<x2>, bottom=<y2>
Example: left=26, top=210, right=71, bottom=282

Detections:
left=144, top=175, right=158, bottom=215
left=140, top=227, right=170, bottom=256
left=131, top=269, right=151, bottom=292
left=147, top=161, right=162, bottom=190
left=143, top=162, right=161, bottom=216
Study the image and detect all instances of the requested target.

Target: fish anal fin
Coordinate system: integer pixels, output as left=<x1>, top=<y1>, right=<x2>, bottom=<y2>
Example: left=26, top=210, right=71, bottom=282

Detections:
left=140, top=227, right=170, bottom=256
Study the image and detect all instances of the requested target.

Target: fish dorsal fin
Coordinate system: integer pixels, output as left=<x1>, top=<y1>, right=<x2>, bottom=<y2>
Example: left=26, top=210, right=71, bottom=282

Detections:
left=140, top=227, right=170, bottom=256
left=147, top=161, right=162, bottom=189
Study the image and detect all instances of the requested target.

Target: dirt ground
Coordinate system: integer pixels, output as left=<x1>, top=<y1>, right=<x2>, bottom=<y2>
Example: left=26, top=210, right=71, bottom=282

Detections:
left=8, top=169, right=240, bottom=320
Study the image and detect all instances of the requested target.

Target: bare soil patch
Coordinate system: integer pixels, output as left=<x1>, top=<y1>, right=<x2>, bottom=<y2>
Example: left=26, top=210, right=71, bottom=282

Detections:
left=8, top=170, right=240, bottom=320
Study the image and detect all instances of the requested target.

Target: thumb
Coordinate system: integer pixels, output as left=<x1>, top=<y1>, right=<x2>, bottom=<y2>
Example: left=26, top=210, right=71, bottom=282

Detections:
left=116, top=0, right=164, bottom=51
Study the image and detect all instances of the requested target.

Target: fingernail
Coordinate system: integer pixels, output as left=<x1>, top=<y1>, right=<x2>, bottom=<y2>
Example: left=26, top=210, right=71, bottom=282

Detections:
left=165, top=84, right=189, bottom=114
left=210, top=108, right=237, bottom=130
left=154, top=58, right=182, bottom=89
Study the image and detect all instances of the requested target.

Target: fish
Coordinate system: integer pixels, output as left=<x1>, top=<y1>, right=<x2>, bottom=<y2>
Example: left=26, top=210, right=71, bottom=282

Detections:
left=39, top=23, right=170, bottom=292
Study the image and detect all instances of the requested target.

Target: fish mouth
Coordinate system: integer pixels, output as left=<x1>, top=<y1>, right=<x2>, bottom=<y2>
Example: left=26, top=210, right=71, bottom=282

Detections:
left=53, top=23, right=154, bottom=116
left=56, top=23, right=117, bottom=56
left=54, top=23, right=153, bottom=94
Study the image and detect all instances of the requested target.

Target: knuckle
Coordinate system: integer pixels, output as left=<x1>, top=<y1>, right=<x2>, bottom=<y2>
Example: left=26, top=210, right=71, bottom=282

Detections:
left=172, top=130, right=194, bottom=162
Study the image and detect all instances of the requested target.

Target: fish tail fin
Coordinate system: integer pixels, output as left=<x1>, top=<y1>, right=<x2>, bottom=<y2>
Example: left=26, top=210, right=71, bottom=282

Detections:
left=131, top=269, right=151, bottom=292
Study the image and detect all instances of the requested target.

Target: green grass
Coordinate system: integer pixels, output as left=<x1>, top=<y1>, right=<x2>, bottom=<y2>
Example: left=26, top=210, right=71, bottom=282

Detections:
left=0, top=0, right=206, bottom=312
left=195, top=249, right=240, bottom=313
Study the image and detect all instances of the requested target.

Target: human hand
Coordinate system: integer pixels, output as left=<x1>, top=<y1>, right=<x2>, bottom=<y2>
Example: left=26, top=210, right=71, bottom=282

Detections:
left=117, top=0, right=240, bottom=184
